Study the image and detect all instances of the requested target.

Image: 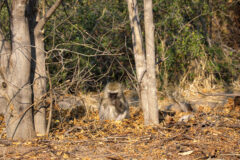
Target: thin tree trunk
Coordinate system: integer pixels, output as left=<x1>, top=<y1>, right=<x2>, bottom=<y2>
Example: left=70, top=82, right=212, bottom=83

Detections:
left=28, top=0, right=62, bottom=135
left=127, top=0, right=150, bottom=123
left=27, top=0, right=47, bottom=136
left=144, top=0, right=159, bottom=124
left=5, top=0, right=35, bottom=140
left=32, top=29, right=47, bottom=135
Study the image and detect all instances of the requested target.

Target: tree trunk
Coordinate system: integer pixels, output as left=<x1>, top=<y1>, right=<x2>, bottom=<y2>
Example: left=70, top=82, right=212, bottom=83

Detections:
left=27, top=0, right=47, bottom=136
left=0, top=0, right=62, bottom=140
left=0, top=30, right=11, bottom=115
left=5, top=0, right=35, bottom=140
left=144, top=0, right=159, bottom=124
left=28, top=0, right=62, bottom=135
left=127, top=0, right=150, bottom=124
left=32, top=29, right=47, bottom=135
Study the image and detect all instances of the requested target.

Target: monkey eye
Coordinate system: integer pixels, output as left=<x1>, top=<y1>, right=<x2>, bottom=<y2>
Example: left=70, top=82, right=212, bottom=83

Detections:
left=109, top=93, right=118, bottom=99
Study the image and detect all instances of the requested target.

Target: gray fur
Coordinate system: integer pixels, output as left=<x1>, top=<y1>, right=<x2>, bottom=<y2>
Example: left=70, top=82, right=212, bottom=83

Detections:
left=99, top=82, right=129, bottom=121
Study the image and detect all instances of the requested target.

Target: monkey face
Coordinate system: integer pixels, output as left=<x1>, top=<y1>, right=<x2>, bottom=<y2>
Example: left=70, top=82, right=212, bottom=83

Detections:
left=109, top=93, right=118, bottom=100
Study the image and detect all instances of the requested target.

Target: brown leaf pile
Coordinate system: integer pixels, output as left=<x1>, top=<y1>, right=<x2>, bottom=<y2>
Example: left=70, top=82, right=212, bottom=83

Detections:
left=0, top=98, right=240, bottom=159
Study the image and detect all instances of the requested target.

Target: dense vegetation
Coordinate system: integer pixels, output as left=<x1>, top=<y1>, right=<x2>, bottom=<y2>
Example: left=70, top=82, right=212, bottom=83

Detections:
left=1, top=0, right=239, bottom=93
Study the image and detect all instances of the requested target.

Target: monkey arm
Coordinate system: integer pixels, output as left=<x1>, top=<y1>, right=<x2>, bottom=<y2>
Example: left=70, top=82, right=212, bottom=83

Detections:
left=115, top=110, right=128, bottom=121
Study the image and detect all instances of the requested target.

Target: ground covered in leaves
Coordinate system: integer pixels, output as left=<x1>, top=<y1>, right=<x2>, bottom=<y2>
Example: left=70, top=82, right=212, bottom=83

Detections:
left=0, top=97, right=240, bottom=159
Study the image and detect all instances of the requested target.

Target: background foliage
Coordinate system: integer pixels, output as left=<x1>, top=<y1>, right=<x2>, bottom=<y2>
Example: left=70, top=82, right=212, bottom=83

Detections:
left=1, top=0, right=239, bottom=93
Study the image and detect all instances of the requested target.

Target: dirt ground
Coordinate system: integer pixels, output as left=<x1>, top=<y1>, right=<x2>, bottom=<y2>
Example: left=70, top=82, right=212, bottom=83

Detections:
left=0, top=97, right=240, bottom=160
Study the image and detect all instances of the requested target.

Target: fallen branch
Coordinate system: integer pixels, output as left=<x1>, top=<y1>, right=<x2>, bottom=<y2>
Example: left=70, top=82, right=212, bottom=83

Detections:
left=197, top=92, right=240, bottom=97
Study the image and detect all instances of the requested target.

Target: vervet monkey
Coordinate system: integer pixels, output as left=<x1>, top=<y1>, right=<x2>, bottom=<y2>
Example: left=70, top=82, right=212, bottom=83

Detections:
left=166, top=92, right=193, bottom=112
left=99, top=82, right=130, bottom=121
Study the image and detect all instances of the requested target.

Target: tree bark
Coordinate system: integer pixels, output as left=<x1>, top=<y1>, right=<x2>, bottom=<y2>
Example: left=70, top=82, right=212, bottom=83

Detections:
left=127, top=0, right=150, bottom=124
left=32, top=29, right=47, bottom=135
left=27, top=0, right=47, bottom=136
left=0, top=30, right=11, bottom=115
left=28, top=0, right=62, bottom=135
left=144, top=0, right=159, bottom=124
left=5, top=0, right=35, bottom=140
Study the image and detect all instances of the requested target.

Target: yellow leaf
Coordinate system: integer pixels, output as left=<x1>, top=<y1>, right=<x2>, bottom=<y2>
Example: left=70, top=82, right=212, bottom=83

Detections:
left=57, top=151, right=62, bottom=156
left=74, top=118, right=77, bottom=124
left=24, top=141, right=32, bottom=145
left=58, top=135, right=64, bottom=140
left=63, top=153, right=69, bottom=159
left=13, top=142, right=21, bottom=145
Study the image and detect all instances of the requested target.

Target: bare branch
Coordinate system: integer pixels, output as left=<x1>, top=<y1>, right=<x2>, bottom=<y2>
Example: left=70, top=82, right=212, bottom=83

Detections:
left=35, top=0, right=63, bottom=31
